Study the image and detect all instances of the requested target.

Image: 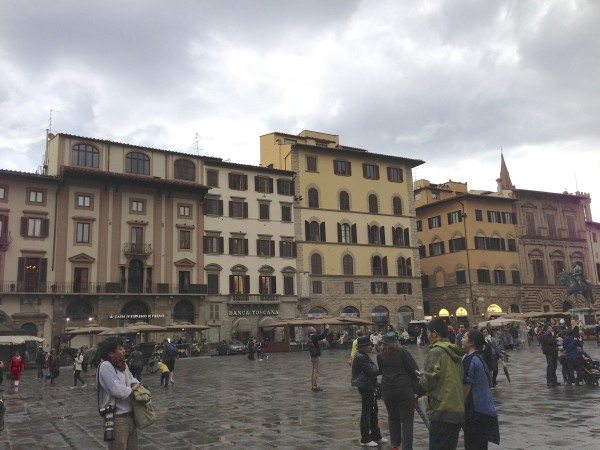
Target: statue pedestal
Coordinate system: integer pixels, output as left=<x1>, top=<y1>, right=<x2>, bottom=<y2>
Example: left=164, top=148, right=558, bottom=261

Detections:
left=569, top=307, right=598, bottom=326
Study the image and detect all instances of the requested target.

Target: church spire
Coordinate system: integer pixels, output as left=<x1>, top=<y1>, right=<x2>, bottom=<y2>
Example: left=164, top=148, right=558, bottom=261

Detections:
left=496, top=149, right=515, bottom=191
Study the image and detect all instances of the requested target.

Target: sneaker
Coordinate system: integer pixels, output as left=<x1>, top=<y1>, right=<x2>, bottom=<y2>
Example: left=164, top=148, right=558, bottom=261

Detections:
left=360, top=441, right=378, bottom=447
left=311, top=387, right=323, bottom=392
left=70, top=386, right=76, bottom=389
left=376, top=438, right=388, bottom=444
left=170, top=379, right=175, bottom=385
left=81, top=384, right=87, bottom=388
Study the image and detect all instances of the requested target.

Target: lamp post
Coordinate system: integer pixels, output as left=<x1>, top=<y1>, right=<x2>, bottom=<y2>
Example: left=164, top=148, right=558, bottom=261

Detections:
left=458, top=200, right=476, bottom=319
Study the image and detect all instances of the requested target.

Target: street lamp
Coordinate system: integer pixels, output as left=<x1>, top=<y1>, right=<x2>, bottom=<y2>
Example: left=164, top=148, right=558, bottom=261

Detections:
left=457, top=200, right=476, bottom=319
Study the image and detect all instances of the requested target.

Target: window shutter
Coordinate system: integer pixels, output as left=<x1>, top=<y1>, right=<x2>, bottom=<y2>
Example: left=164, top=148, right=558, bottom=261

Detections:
left=404, top=228, right=410, bottom=246
left=371, top=283, right=375, bottom=294
left=203, top=236, right=208, bottom=254
left=279, top=241, right=284, bottom=257
left=320, top=222, right=326, bottom=242
left=367, top=225, right=371, bottom=243
left=229, top=275, right=235, bottom=294
left=243, top=202, right=248, bottom=218
left=244, top=275, right=250, bottom=294
left=346, top=161, right=352, bottom=175
left=218, top=200, right=223, bottom=216
left=387, top=167, right=392, bottom=181
left=429, top=243, right=433, bottom=255
left=203, top=201, right=208, bottom=214
left=243, top=239, right=249, bottom=255
left=228, top=202, right=233, bottom=217
left=511, top=213, right=517, bottom=224
left=461, top=237, right=466, bottom=249
left=487, top=211, right=491, bottom=222
left=305, top=221, right=310, bottom=241
left=292, top=242, right=297, bottom=257
left=501, top=239, right=506, bottom=251
left=228, top=173, right=234, bottom=189
left=228, top=238, right=234, bottom=255
left=447, top=212, right=452, bottom=224
left=242, top=175, right=248, bottom=190
left=270, top=276, right=276, bottom=294
left=256, top=239, right=261, bottom=255
left=290, top=181, right=295, bottom=195
left=17, top=257, right=25, bottom=282
left=440, top=242, right=445, bottom=254
left=20, top=217, right=28, bottom=236
left=449, top=239, right=454, bottom=252
left=276, top=179, right=282, bottom=194
left=380, top=226, right=386, bottom=245
left=268, top=178, right=274, bottom=193
left=270, top=240, right=275, bottom=256
left=337, top=223, right=342, bottom=243
left=485, top=237, right=490, bottom=250
left=219, top=237, right=224, bottom=254
left=254, top=176, right=260, bottom=191
left=399, top=169, right=403, bottom=182
left=383, top=256, right=388, bottom=275
left=362, top=164, right=367, bottom=178
left=333, top=160, right=338, bottom=174
left=383, top=283, right=388, bottom=294
left=39, top=258, right=48, bottom=286
left=351, top=224, right=357, bottom=243
left=42, top=218, right=50, bottom=237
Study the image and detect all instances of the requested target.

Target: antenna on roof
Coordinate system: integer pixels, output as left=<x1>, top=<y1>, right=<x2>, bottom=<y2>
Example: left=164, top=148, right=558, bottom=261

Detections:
left=48, top=109, right=60, bottom=134
left=575, top=172, right=579, bottom=192
left=193, top=133, right=204, bottom=155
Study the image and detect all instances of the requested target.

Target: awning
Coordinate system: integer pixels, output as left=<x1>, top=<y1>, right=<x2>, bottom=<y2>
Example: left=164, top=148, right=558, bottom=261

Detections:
left=0, top=335, right=45, bottom=345
left=232, top=318, right=252, bottom=332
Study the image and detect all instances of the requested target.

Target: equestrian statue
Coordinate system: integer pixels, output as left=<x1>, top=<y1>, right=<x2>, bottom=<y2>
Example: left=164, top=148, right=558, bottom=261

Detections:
left=558, top=264, right=595, bottom=308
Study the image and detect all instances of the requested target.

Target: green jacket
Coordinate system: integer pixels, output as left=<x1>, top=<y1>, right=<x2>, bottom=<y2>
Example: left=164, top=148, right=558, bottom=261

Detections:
left=419, top=339, right=464, bottom=424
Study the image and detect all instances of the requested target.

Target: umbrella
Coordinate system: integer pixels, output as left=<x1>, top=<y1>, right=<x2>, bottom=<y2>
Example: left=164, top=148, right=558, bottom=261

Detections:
left=0, top=335, right=45, bottom=345
left=339, top=317, right=374, bottom=326
left=501, top=358, right=511, bottom=383
left=165, top=323, right=210, bottom=331
left=66, top=326, right=109, bottom=335
left=127, top=322, right=168, bottom=332
left=477, top=318, right=524, bottom=329
left=98, top=327, right=136, bottom=336
left=415, top=396, right=430, bottom=431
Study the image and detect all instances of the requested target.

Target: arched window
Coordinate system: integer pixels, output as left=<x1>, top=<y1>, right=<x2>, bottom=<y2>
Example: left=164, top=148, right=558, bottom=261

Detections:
left=342, top=254, right=354, bottom=275
left=372, top=255, right=387, bottom=276
left=403, top=228, right=410, bottom=247
left=311, top=253, right=323, bottom=275
left=397, top=257, right=407, bottom=276
left=308, top=188, right=319, bottom=208
left=72, top=144, right=100, bottom=168
left=372, top=306, right=389, bottom=331
left=126, top=152, right=150, bottom=175
left=173, top=299, right=195, bottom=323
left=510, top=304, right=520, bottom=313
left=340, top=223, right=351, bottom=243
left=397, top=306, right=414, bottom=329
left=368, top=194, right=379, bottom=213
left=339, top=191, right=350, bottom=211
left=369, top=225, right=381, bottom=244
left=392, top=196, right=402, bottom=216
left=306, top=220, right=325, bottom=241
left=66, top=300, right=94, bottom=320
left=308, top=306, right=327, bottom=318
left=174, top=159, right=196, bottom=181
left=406, top=258, right=412, bottom=276
left=341, top=306, right=359, bottom=318
left=21, top=322, right=38, bottom=336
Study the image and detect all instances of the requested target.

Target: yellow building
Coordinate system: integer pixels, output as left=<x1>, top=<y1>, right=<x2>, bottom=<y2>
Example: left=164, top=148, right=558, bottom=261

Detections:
left=260, top=130, right=424, bottom=330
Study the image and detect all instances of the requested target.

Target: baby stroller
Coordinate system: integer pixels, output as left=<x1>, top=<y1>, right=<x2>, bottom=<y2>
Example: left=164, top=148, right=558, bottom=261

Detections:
left=579, top=352, right=600, bottom=386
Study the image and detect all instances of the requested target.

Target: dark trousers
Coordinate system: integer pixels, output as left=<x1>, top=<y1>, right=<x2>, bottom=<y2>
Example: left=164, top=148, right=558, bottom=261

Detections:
left=489, top=359, right=499, bottom=386
left=382, top=390, right=414, bottom=449
left=545, top=354, right=558, bottom=385
left=464, top=427, right=488, bottom=450
left=130, top=365, right=143, bottom=382
left=429, top=421, right=461, bottom=450
left=161, top=372, right=170, bottom=386
left=358, top=388, right=382, bottom=444
left=565, top=357, right=582, bottom=383
left=73, top=370, right=85, bottom=386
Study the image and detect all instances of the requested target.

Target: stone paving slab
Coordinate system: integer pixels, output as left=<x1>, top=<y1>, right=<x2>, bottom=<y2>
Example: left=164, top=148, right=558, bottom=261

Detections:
left=0, top=343, right=599, bottom=449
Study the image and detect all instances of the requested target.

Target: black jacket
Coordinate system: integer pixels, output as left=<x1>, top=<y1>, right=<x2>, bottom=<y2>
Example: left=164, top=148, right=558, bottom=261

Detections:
left=540, top=333, right=558, bottom=356
left=377, top=347, right=420, bottom=397
left=351, top=350, right=380, bottom=390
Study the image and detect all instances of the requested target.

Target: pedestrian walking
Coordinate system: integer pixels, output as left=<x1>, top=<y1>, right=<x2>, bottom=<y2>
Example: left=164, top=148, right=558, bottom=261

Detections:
left=418, top=318, right=464, bottom=450
left=351, top=335, right=386, bottom=447
left=47, top=349, right=60, bottom=384
left=482, top=328, right=502, bottom=388
left=308, top=325, right=329, bottom=392
left=247, top=338, right=255, bottom=360
left=461, top=328, right=500, bottom=449
left=97, top=337, right=140, bottom=449
left=540, top=325, right=561, bottom=387
left=72, top=348, right=87, bottom=388
left=162, top=339, right=178, bottom=385
left=8, top=351, right=25, bottom=391
left=36, top=347, right=46, bottom=380
left=377, top=332, right=420, bottom=450
left=128, top=346, right=144, bottom=382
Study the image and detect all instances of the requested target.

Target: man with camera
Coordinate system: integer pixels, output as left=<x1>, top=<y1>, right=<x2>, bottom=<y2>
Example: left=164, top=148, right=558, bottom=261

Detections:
left=308, top=325, right=329, bottom=392
left=97, top=337, right=139, bottom=449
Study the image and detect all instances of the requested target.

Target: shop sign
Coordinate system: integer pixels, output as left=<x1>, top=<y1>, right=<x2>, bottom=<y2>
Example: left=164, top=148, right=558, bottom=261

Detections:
left=109, top=314, right=166, bottom=319
left=228, top=305, right=279, bottom=316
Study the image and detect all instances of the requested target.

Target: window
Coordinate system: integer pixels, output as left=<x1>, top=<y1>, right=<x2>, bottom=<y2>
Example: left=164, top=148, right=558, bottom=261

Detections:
left=21, top=217, right=48, bottom=238
left=525, top=211, right=536, bottom=235
left=507, top=238, right=517, bottom=251
left=431, top=190, right=440, bottom=199
left=488, top=237, right=505, bottom=251
left=494, top=269, right=506, bottom=284
left=475, top=209, right=483, bottom=221
left=363, top=164, right=380, bottom=180
left=308, top=188, right=319, bottom=208
left=311, top=253, right=323, bottom=275
left=396, top=282, right=412, bottom=294
left=305, top=221, right=326, bottom=242
left=449, top=237, right=466, bottom=252
left=130, top=226, right=143, bottom=245
left=333, top=160, right=351, bottom=176
left=209, top=304, right=220, bottom=319
left=73, top=267, right=89, bottom=293
left=456, top=270, right=466, bottom=285
left=392, top=227, right=409, bottom=246
left=427, top=216, right=441, bottom=229
left=283, top=276, right=294, bottom=295
left=0, top=186, right=5, bottom=200
left=76, top=222, right=90, bottom=243
left=511, top=270, right=521, bottom=284
left=419, top=245, right=426, bottom=258
left=259, top=202, right=270, bottom=220
left=429, top=241, right=445, bottom=256
left=259, top=276, right=276, bottom=294
left=447, top=211, right=462, bottom=224
left=474, top=236, right=486, bottom=250
left=415, top=193, right=422, bottom=201
left=72, top=144, right=99, bottom=168
left=477, top=269, right=491, bottom=283
left=229, top=237, right=248, bottom=255
left=179, top=205, right=191, bottom=218
left=174, top=159, right=195, bottom=181
left=566, top=216, right=577, bottom=239
left=179, top=230, right=191, bottom=250
left=130, top=200, right=144, bottom=213
left=339, top=191, right=350, bottom=211
left=501, top=212, right=516, bottom=224
left=487, top=211, right=501, bottom=223
left=312, top=281, right=322, bottom=294
left=281, top=204, right=292, bottom=222
left=280, top=240, right=295, bottom=258
left=387, top=167, right=403, bottom=182
left=372, top=256, right=387, bottom=276
left=344, top=281, right=354, bottom=294
left=392, top=197, right=402, bottom=216
left=593, top=232, right=597, bottom=243
left=206, top=169, right=219, bottom=187
left=277, top=179, right=294, bottom=195
left=532, top=259, right=546, bottom=283
left=306, top=156, right=318, bottom=172
left=257, top=238, right=274, bottom=257
left=255, top=176, right=273, bottom=193
left=77, top=195, right=92, bottom=208
left=28, top=190, right=44, bottom=203
left=368, top=194, right=379, bottom=213
left=204, top=197, right=223, bottom=216
left=397, top=257, right=412, bottom=276
left=368, top=225, right=383, bottom=245
left=416, top=220, right=422, bottom=232
left=339, top=223, right=352, bottom=244
left=125, top=152, right=150, bottom=175
left=371, top=282, right=388, bottom=294
left=203, top=235, right=223, bottom=254
left=553, top=260, right=565, bottom=279
left=207, top=274, right=220, bottom=294
left=0, top=215, right=7, bottom=239
left=342, top=254, right=354, bottom=275
left=228, top=173, right=248, bottom=190
left=421, top=275, right=430, bottom=288
left=229, top=200, right=248, bottom=218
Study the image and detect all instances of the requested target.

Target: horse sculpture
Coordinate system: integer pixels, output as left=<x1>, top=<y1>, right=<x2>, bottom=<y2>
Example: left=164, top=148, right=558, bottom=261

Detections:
left=558, top=268, right=595, bottom=307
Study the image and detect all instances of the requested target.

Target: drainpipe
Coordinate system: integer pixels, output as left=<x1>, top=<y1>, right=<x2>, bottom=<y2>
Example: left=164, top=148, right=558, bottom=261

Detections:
left=458, top=200, right=476, bottom=319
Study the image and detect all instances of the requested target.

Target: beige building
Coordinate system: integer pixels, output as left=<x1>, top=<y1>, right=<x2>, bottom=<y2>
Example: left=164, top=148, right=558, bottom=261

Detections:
left=586, top=221, right=600, bottom=284
left=260, top=130, right=424, bottom=331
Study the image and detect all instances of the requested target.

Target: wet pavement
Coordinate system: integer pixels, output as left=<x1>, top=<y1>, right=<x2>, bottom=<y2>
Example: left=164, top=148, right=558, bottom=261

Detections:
left=1, top=342, right=599, bottom=449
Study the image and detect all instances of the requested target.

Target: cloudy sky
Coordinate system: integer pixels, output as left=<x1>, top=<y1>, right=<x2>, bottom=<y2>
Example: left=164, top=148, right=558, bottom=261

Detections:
left=1, top=0, right=599, bottom=214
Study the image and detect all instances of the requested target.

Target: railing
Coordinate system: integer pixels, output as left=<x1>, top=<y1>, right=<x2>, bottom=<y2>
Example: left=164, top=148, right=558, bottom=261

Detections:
left=229, top=294, right=280, bottom=303
left=0, top=281, right=206, bottom=295
left=123, top=243, right=153, bottom=258
left=0, top=233, right=11, bottom=251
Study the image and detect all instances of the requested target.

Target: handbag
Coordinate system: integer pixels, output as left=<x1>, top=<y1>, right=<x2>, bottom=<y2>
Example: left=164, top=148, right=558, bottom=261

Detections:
left=131, top=384, right=156, bottom=429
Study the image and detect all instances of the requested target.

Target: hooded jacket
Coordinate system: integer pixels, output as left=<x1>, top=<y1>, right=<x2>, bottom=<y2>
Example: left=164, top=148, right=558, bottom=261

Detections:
left=419, top=339, right=464, bottom=424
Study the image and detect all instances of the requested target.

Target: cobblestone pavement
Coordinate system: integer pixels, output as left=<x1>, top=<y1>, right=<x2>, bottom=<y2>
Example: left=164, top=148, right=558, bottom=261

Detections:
left=1, top=342, right=599, bottom=449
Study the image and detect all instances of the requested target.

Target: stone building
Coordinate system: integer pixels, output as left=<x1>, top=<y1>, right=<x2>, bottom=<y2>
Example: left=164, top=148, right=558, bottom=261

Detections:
left=586, top=220, right=600, bottom=284
left=260, top=130, right=424, bottom=330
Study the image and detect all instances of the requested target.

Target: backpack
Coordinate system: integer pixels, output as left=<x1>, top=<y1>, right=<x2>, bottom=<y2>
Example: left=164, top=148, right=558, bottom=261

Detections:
left=166, top=344, right=178, bottom=359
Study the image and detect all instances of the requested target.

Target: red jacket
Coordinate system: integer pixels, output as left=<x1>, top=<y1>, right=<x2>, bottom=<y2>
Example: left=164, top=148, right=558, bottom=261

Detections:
left=9, top=356, right=24, bottom=374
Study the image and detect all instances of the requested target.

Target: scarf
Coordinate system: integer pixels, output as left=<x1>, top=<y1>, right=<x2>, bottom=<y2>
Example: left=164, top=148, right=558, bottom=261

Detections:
left=109, top=354, right=127, bottom=372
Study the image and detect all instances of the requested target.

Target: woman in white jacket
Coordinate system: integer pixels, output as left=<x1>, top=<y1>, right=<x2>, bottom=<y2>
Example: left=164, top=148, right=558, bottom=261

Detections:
left=72, top=348, right=86, bottom=388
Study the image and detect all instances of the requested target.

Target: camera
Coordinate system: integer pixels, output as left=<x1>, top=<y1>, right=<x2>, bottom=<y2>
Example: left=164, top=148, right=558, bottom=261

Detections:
left=99, top=405, right=115, bottom=441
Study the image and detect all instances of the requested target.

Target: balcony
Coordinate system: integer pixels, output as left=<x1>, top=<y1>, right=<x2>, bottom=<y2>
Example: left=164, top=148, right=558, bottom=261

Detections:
left=123, top=243, right=153, bottom=259
left=228, top=294, right=281, bottom=303
left=0, top=281, right=206, bottom=295
left=0, top=233, right=11, bottom=252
